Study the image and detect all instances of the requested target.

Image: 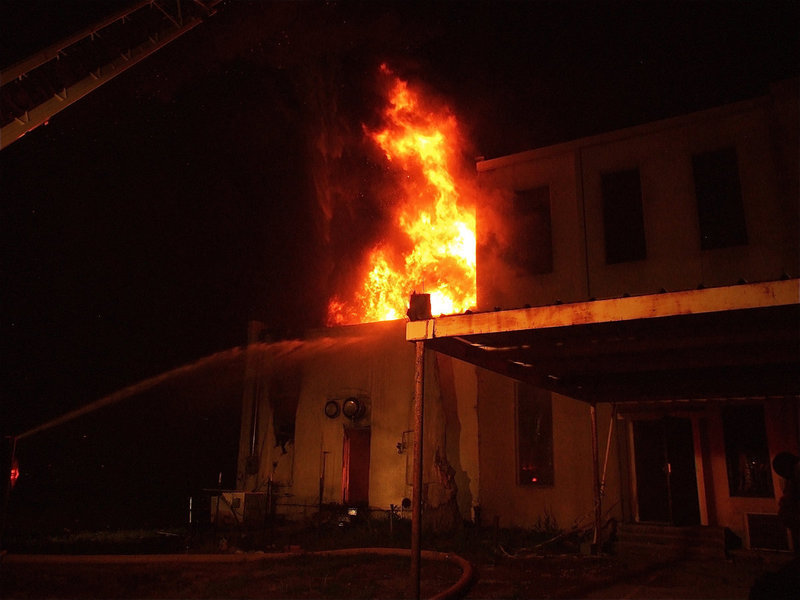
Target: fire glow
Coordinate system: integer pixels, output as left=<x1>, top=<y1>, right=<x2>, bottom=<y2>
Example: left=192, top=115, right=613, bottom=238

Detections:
left=327, top=65, right=476, bottom=325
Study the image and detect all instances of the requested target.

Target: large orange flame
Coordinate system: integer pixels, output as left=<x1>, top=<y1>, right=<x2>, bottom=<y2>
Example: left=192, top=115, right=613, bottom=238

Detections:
left=327, top=66, right=476, bottom=325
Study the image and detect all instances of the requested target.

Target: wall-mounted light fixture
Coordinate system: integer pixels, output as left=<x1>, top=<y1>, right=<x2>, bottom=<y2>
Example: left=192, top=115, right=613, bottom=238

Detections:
left=396, top=429, right=413, bottom=454
left=342, top=397, right=365, bottom=420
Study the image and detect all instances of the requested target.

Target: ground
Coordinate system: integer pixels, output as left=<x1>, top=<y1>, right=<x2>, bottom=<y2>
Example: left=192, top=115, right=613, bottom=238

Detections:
left=1, top=524, right=798, bottom=599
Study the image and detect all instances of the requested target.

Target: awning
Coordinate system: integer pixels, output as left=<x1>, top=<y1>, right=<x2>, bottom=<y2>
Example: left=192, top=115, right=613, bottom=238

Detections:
left=406, top=279, right=800, bottom=403
left=405, top=279, right=799, bottom=590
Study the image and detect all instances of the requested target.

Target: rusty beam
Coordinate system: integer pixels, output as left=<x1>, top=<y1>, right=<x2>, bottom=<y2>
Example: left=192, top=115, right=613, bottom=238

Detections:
left=425, top=336, right=543, bottom=384
left=559, top=363, right=800, bottom=402
left=452, top=305, right=798, bottom=363
left=407, top=279, right=799, bottom=342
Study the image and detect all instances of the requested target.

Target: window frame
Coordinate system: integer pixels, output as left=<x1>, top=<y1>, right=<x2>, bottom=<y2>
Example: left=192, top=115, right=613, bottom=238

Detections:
left=506, top=185, right=554, bottom=275
left=692, top=146, right=748, bottom=250
left=601, top=167, right=647, bottom=264
left=516, top=383, right=555, bottom=487
left=722, top=403, right=774, bottom=498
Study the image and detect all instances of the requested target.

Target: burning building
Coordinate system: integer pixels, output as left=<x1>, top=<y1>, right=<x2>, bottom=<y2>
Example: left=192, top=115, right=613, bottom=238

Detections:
left=234, top=76, right=798, bottom=553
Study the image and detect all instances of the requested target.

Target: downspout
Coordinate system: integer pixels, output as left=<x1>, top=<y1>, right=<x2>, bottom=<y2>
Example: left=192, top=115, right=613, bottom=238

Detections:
left=249, top=379, right=260, bottom=460
left=244, top=321, right=266, bottom=487
left=600, top=403, right=617, bottom=496
left=247, top=322, right=264, bottom=459
left=577, top=147, right=592, bottom=299
left=590, top=402, right=602, bottom=551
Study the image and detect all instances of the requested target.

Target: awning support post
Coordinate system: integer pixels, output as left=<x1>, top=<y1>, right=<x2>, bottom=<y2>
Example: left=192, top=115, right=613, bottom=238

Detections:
left=410, top=340, right=425, bottom=599
left=590, top=402, right=602, bottom=552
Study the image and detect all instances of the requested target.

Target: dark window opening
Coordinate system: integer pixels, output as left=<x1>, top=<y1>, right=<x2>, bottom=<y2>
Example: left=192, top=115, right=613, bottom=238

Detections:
left=722, top=404, right=773, bottom=498
left=602, top=168, right=647, bottom=264
left=270, top=369, right=301, bottom=453
left=505, top=186, right=553, bottom=274
left=517, top=384, right=554, bottom=486
left=272, top=395, right=296, bottom=453
left=692, top=147, right=747, bottom=249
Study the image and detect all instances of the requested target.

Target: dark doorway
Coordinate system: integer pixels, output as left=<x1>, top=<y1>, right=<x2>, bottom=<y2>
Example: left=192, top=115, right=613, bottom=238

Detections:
left=342, top=427, right=370, bottom=505
left=633, top=416, right=701, bottom=526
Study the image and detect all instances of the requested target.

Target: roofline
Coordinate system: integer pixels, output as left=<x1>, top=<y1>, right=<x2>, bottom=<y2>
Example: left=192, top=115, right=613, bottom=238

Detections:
left=476, top=92, right=776, bottom=173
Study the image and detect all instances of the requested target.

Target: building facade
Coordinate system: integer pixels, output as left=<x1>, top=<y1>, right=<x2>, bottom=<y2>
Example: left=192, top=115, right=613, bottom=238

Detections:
left=236, top=80, right=799, bottom=550
left=470, top=79, right=798, bottom=547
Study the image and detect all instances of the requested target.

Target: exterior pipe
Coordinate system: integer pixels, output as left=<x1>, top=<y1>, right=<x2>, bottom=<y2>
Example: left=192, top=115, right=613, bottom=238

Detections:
left=600, top=403, right=617, bottom=496
left=246, top=322, right=265, bottom=461
left=411, top=340, right=426, bottom=599
left=590, top=402, right=601, bottom=550
left=249, top=379, right=259, bottom=459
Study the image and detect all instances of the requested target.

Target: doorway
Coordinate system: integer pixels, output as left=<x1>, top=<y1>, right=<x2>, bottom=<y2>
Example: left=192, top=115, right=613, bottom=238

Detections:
left=633, top=416, right=701, bottom=526
left=342, top=427, right=370, bottom=505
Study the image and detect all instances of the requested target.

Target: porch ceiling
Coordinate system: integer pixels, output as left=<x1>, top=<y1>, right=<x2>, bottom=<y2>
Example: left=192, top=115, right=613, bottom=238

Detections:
left=406, top=279, right=800, bottom=403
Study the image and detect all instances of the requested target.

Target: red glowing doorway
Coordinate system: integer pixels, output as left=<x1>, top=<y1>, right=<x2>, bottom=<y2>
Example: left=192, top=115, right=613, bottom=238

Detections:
left=342, top=427, right=371, bottom=505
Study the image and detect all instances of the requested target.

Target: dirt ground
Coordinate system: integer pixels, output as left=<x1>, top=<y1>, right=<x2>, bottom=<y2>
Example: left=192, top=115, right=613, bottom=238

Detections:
left=0, top=553, right=457, bottom=599
left=2, top=550, right=798, bottom=599
left=469, top=551, right=799, bottom=599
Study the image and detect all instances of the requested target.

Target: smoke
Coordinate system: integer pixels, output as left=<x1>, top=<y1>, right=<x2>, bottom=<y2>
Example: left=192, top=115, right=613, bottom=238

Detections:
left=198, top=4, right=458, bottom=323
left=123, top=2, right=473, bottom=328
left=14, top=334, right=372, bottom=441
left=476, top=182, right=519, bottom=266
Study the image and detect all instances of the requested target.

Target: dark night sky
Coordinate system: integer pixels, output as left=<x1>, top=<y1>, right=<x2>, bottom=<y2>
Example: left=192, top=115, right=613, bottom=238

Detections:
left=1, top=1, right=798, bottom=437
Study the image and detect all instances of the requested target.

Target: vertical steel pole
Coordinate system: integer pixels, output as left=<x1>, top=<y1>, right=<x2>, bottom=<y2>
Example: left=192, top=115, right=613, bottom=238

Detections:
left=590, top=402, right=602, bottom=550
left=410, top=341, right=425, bottom=599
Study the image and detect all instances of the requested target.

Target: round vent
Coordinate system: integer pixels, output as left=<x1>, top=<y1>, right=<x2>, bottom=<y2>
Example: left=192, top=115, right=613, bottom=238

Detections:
left=324, top=400, right=340, bottom=419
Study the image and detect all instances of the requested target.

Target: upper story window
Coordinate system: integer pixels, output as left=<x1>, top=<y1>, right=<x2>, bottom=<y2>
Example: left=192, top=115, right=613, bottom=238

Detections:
left=601, top=168, right=647, bottom=264
left=692, top=147, right=748, bottom=250
left=506, top=186, right=553, bottom=274
left=517, top=383, right=554, bottom=486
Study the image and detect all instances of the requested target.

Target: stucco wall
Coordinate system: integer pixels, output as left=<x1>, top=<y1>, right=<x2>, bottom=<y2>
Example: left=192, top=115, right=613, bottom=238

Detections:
left=473, top=87, right=798, bottom=536
left=477, top=369, right=621, bottom=530
left=477, top=149, right=588, bottom=311
left=581, top=103, right=794, bottom=298
left=291, top=320, right=416, bottom=511
left=477, top=87, right=799, bottom=311
left=428, top=351, right=481, bottom=520
left=240, top=320, right=482, bottom=520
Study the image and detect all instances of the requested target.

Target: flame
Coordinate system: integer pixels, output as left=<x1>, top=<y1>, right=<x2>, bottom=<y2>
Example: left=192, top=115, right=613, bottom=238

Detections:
left=327, top=66, right=476, bottom=325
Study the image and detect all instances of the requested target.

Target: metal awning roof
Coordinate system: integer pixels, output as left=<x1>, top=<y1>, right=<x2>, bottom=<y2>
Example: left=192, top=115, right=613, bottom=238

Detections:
left=407, top=279, right=800, bottom=403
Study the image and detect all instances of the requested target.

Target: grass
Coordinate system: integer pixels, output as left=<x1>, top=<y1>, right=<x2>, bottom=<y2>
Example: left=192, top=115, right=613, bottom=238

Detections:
left=3, top=503, right=571, bottom=561
left=3, top=527, right=189, bottom=555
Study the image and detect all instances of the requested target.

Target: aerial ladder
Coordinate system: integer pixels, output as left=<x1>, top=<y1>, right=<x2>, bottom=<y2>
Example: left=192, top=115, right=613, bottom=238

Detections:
left=0, top=0, right=223, bottom=150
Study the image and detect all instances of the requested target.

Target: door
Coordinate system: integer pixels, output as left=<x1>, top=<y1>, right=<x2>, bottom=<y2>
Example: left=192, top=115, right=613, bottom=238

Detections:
left=342, top=427, right=370, bottom=505
left=633, top=416, right=701, bottom=526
